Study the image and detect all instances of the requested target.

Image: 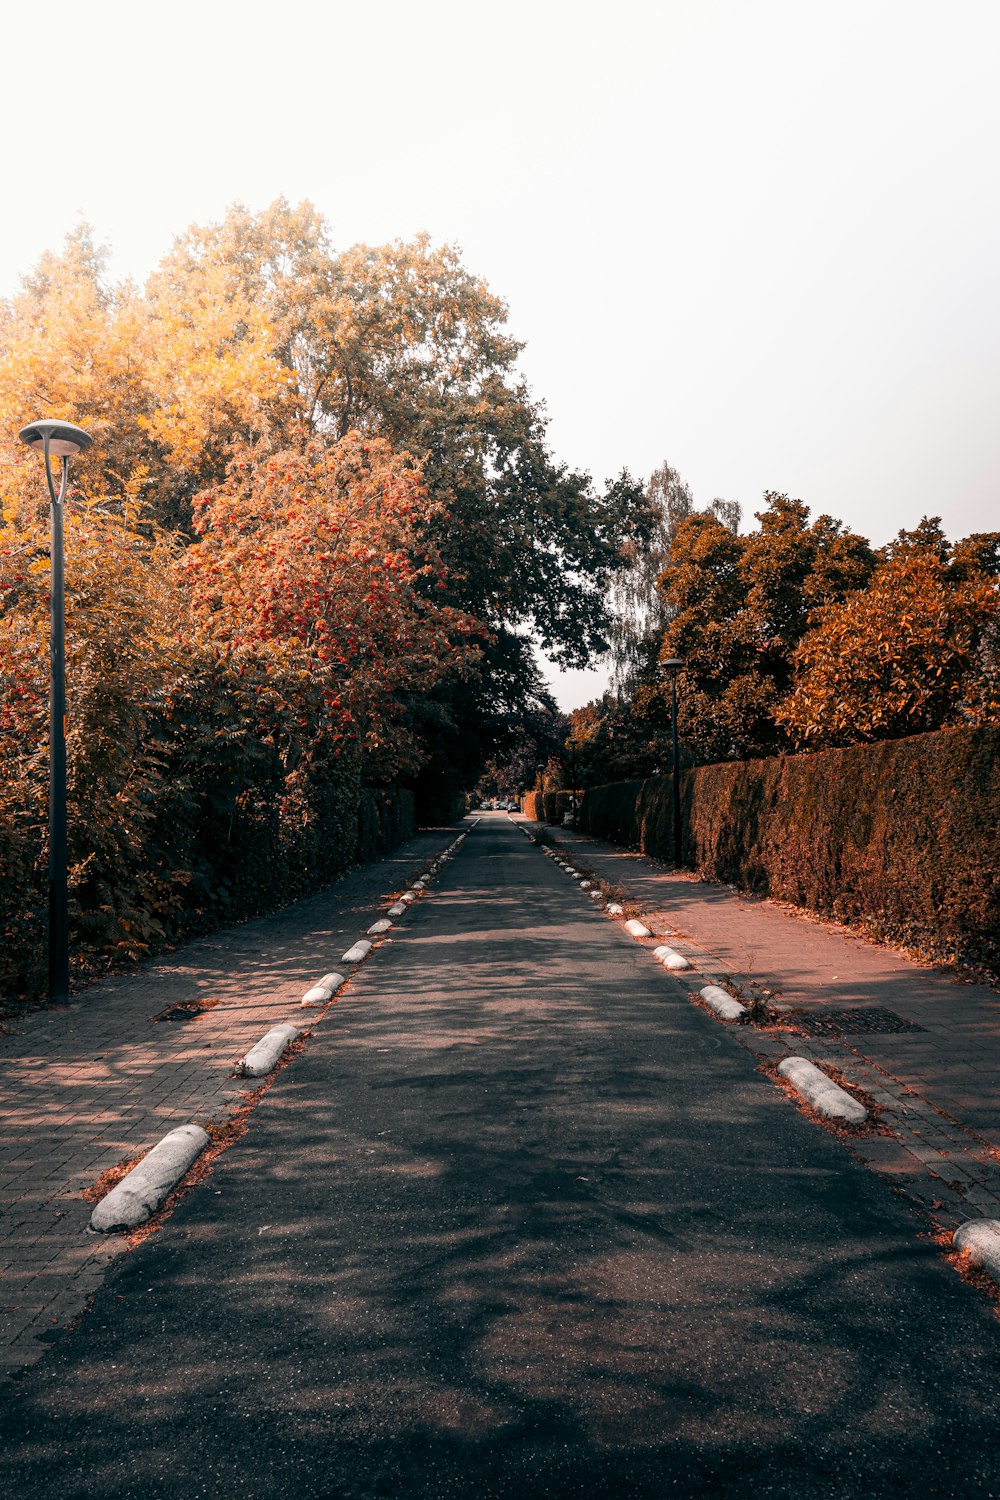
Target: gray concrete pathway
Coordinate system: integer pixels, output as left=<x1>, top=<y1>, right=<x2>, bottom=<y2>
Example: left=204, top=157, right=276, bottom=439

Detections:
left=2, top=812, right=1000, bottom=1499
left=0, top=826, right=459, bottom=1377
left=523, top=815, right=1000, bottom=1240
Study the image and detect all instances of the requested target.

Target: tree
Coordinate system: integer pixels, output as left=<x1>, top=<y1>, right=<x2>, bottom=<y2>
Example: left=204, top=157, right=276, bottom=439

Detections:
left=139, top=203, right=650, bottom=805
left=777, top=522, right=1000, bottom=747
left=182, top=433, right=481, bottom=780
left=656, top=493, right=876, bottom=761
left=608, top=459, right=740, bottom=694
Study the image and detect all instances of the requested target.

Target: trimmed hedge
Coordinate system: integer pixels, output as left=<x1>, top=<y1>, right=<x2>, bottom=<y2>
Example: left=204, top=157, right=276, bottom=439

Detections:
left=522, top=789, right=575, bottom=824
left=578, top=725, right=1000, bottom=970
left=0, top=781, right=414, bottom=1005
left=357, top=786, right=416, bottom=864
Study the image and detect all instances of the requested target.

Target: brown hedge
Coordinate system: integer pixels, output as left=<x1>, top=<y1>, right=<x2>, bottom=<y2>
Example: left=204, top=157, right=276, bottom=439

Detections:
left=522, top=789, right=574, bottom=825
left=578, top=724, right=1000, bottom=970
left=0, top=782, right=414, bottom=1006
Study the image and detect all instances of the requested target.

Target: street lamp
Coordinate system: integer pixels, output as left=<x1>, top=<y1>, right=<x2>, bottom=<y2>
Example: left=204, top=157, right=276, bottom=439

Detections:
left=661, top=657, right=684, bottom=867
left=18, top=419, right=93, bottom=1004
left=566, top=737, right=579, bottom=822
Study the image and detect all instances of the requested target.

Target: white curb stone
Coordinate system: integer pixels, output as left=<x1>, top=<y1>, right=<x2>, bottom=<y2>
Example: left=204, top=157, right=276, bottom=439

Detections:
left=579, top=880, right=593, bottom=889
left=387, top=902, right=406, bottom=918
left=606, top=902, right=623, bottom=915
left=700, top=984, right=747, bottom=1021
left=411, top=880, right=426, bottom=891
left=90, top=1124, right=211, bottom=1233
left=300, top=972, right=345, bottom=1005
left=625, top=918, right=652, bottom=938
left=367, top=918, right=392, bottom=936
left=777, top=1057, right=868, bottom=1123
left=590, top=891, right=603, bottom=901
left=400, top=891, right=417, bottom=903
left=342, top=939, right=373, bottom=963
left=239, top=1022, right=301, bottom=1077
left=953, top=1220, right=1000, bottom=1283
left=653, top=944, right=691, bottom=971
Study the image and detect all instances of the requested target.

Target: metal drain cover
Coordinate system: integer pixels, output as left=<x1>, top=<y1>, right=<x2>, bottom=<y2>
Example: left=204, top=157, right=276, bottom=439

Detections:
left=150, top=1002, right=204, bottom=1023
left=780, top=1006, right=926, bottom=1035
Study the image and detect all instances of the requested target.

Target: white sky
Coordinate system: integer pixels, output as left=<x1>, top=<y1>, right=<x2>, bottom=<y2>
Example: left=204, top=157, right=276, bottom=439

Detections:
left=3, top=0, right=998, bottom=709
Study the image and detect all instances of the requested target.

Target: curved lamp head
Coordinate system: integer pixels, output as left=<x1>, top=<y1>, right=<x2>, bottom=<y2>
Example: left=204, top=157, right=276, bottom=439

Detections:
left=661, top=656, right=684, bottom=675
left=19, top=419, right=93, bottom=458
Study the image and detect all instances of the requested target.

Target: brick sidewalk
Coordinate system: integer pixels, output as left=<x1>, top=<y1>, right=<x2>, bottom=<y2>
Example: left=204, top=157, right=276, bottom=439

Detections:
left=523, top=816, right=1000, bottom=1242
left=0, top=826, right=460, bottom=1381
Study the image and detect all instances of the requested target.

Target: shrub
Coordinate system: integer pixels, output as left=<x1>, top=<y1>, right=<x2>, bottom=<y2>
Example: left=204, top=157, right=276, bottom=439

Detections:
left=522, top=789, right=574, bottom=824
left=578, top=725, right=1000, bottom=970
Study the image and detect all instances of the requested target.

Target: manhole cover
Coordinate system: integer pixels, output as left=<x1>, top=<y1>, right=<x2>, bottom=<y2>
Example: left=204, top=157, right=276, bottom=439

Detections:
left=780, top=1007, right=926, bottom=1035
left=150, top=1002, right=204, bottom=1023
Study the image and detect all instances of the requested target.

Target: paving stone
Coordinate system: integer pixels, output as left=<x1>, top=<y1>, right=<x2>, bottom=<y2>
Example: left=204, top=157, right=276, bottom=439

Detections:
left=533, top=819, right=1000, bottom=1241
left=0, top=825, right=462, bottom=1378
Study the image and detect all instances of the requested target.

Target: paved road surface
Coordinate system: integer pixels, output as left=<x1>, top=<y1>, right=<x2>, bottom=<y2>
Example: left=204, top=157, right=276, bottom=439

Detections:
left=3, top=814, right=1000, bottom=1498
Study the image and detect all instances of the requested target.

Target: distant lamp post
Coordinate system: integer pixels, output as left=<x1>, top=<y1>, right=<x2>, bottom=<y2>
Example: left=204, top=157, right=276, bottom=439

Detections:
left=18, top=419, right=93, bottom=1004
left=661, top=657, right=684, bottom=867
left=566, top=738, right=579, bottom=822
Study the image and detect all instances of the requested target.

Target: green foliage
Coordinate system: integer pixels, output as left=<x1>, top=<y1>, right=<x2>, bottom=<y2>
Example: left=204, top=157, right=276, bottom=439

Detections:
left=608, top=459, right=740, bottom=695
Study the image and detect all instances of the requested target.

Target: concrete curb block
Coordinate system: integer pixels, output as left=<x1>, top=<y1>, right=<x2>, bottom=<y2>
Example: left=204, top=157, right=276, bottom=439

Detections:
left=400, top=891, right=417, bottom=903
left=238, top=1022, right=301, bottom=1077
left=625, top=918, right=652, bottom=938
left=606, top=902, right=623, bottom=915
left=89, top=1124, right=210, bottom=1233
left=387, top=902, right=406, bottom=918
left=367, top=918, right=392, bottom=936
left=653, top=944, right=691, bottom=971
left=777, top=1057, right=869, bottom=1123
left=300, top=971, right=345, bottom=1006
left=342, top=939, right=373, bottom=963
left=953, top=1219, right=1000, bottom=1283
left=700, top=984, right=747, bottom=1021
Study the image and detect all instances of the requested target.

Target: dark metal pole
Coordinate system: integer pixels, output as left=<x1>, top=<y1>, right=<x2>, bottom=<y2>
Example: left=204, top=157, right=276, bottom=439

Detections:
left=18, top=420, right=91, bottom=1004
left=671, top=672, right=681, bottom=867
left=46, top=439, right=70, bottom=1004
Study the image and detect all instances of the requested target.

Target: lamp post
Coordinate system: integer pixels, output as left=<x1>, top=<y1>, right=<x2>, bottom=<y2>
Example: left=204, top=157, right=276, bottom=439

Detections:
left=18, top=419, right=93, bottom=1004
left=566, top=737, right=578, bottom=822
left=661, top=656, right=684, bottom=867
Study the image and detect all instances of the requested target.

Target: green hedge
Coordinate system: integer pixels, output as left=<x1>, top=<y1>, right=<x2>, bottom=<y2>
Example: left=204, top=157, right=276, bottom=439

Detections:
left=578, top=725, right=1000, bottom=970
left=357, top=785, right=416, bottom=864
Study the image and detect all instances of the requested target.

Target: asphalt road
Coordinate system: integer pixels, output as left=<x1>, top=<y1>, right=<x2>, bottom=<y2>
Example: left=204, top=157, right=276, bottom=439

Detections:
left=3, top=814, right=1000, bottom=1499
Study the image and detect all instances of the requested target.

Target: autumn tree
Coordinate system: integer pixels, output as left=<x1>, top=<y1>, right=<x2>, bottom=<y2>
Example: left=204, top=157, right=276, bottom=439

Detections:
left=183, top=433, right=480, bottom=778
left=777, top=521, right=1000, bottom=747
left=141, top=202, right=649, bottom=800
left=656, top=493, right=876, bottom=761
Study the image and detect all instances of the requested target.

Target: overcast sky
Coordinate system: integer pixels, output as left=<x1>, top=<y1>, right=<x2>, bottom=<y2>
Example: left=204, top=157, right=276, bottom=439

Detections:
left=4, top=0, right=997, bottom=707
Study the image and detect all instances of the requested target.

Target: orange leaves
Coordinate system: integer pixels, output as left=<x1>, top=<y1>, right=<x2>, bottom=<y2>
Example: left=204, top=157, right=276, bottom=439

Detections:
left=182, top=432, right=480, bottom=778
left=776, top=546, right=1000, bottom=747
